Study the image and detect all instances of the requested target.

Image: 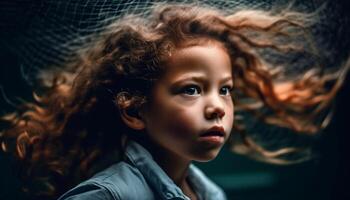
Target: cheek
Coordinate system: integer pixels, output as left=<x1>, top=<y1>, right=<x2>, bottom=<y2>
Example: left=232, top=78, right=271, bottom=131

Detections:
left=166, top=109, right=198, bottom=137
left=225, top=101, right=234, bottom=130
left=149, top=102, right=200, bottom=139
left=223, top=101, right=234, bottom=131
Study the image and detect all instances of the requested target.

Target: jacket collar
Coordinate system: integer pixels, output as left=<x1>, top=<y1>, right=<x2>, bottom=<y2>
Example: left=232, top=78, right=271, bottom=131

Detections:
left=124, top=140, right=221, bottom=200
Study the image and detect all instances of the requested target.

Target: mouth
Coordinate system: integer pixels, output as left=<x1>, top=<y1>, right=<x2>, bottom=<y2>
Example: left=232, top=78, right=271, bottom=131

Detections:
left=200, top=126, right=225, bottom=137
left=198, top=126, right=225, bottom=145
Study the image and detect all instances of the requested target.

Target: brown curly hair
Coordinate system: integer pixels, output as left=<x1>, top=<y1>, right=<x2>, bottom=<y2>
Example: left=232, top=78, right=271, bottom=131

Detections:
left=1, top=3, right=348, bottom=199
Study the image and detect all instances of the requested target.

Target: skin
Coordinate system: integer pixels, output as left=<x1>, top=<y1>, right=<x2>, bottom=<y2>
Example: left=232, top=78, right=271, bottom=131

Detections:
left=137, top=42, right=234, bottom=199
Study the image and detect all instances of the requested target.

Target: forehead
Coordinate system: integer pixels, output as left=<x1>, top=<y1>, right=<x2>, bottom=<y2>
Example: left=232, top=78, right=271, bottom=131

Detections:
left=163, top=42, right=232, bottom=78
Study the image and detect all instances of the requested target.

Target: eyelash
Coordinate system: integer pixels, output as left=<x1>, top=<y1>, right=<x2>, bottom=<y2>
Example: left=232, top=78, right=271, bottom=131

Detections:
left=180, top=85, right=232, bottom=96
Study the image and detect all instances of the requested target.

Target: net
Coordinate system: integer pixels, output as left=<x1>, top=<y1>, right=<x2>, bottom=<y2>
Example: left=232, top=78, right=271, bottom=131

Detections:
left=1, top=0, right=344, bottom=85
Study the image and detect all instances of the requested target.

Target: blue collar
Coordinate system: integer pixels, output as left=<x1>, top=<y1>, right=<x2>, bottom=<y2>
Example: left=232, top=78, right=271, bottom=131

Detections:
left=124, top=140, right=221, bottom=200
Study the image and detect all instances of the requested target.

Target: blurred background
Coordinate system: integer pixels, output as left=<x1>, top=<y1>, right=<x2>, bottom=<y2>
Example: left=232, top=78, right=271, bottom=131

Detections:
left=1, top=0, right=349, bottom=199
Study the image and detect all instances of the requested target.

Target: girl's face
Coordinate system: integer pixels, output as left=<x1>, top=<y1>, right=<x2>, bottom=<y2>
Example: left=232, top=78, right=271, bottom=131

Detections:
left=142, top=42, right=234, bottom=162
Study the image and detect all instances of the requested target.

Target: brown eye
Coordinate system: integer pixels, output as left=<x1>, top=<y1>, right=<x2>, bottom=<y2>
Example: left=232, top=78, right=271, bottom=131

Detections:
left=181, top=85, right=201, bottom=96
left=220, top=86, right=232, bottom=96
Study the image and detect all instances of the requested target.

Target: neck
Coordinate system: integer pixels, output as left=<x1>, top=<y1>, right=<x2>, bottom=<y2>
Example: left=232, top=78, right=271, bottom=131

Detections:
left=131, top=135, right=191, bottom=189
left=152, top=148, right=197, bottom=199
left=152, top=145, right=191, bottom=187
left=131, top=135, right=198, bottom=199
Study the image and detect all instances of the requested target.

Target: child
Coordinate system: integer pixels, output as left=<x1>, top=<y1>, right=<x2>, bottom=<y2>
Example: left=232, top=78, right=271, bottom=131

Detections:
left=0, top=3, right=348, bottom=200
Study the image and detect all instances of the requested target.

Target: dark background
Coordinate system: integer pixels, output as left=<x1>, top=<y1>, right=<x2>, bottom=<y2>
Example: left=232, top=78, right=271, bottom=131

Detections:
left=1, top=0, right=349, bottom=199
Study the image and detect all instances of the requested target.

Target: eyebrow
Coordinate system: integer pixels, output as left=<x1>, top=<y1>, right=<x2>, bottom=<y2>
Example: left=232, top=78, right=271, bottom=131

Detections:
left=172, top=75, right=233, bottom=85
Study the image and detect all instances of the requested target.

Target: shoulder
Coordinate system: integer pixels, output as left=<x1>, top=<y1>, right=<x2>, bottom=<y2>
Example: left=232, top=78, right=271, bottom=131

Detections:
left=57, top=183, right=113, bottom=200
left=58, top=161, right=155, bottom=200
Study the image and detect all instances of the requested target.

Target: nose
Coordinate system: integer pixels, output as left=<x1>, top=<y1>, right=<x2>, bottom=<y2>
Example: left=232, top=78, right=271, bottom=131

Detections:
left=204, top=94, right=225, bottom=120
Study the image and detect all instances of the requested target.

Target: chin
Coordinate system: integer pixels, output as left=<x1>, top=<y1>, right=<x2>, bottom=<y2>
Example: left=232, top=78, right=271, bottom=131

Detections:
left=193, top=149, right=221, bottom=162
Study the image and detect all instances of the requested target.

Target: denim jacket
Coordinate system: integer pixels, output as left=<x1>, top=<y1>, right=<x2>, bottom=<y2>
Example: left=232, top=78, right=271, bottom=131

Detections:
left=58, top=140, right=226, bottom=200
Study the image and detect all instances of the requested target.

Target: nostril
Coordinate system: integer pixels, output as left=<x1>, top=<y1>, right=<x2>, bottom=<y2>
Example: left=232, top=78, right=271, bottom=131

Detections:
left=216, top=109, right=225, bottom=118
left=205, top=107, right=225, bottom=119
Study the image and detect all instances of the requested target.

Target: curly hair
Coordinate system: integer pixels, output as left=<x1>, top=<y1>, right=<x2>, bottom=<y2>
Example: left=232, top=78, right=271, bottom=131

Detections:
left=1, top=3, right=348, bottom=199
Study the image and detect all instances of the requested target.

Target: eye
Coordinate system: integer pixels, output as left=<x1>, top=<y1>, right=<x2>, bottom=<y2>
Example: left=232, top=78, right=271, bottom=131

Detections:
left=181, top=85, right=201, bottom=96
left=220, top=86, right=232, bottom=96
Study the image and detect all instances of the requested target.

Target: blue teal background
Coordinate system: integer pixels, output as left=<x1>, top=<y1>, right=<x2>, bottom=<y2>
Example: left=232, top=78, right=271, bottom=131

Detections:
left=1, top=0, right=349, bottom=199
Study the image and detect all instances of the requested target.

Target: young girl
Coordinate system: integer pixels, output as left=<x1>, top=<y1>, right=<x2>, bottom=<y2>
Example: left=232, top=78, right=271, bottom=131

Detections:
left=0, top=3, right=348, bottom=200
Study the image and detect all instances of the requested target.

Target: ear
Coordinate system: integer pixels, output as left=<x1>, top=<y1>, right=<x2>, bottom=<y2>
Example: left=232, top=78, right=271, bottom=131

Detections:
left=120, top=108, right=145, bottom=130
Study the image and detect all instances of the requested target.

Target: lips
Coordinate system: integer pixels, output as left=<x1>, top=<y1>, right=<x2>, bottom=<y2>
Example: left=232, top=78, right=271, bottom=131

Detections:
left=200, top=126, right=225, bottom=137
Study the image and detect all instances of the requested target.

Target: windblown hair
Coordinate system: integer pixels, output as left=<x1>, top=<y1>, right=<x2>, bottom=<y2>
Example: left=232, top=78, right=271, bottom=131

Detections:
left=0, top=3, right=348, bottom=199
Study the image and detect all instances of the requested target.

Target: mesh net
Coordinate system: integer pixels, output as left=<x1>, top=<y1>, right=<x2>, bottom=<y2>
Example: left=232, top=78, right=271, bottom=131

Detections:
left=1, top=0, right=344, bottom=84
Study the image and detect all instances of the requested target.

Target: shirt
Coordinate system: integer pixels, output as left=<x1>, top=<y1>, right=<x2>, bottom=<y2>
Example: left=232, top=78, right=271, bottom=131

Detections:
left=58, top=140, right=227, bottom=200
